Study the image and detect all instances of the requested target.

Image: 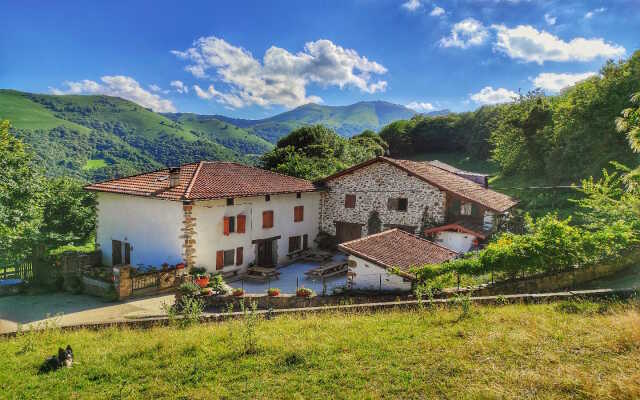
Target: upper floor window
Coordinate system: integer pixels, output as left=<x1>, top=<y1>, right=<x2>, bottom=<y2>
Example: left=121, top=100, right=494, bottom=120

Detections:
left=388, top=198, right=408, bottom=212
left=345, top=194, right=356, bottom=209
left=226, top=198, right=234, bottom=206
left=263, top=210, right=274, bottom=228
left=296, top=192, right=302, bottom=199
left=460, top=201, right=472, bottom=216
left=265, top=195, right=271, bottom=202
left=294, top=206, right=304, bottom=222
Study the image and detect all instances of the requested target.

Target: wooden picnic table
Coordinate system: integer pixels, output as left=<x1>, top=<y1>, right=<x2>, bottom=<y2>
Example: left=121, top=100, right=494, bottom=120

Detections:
left=305, top=260, right=348, bottom=278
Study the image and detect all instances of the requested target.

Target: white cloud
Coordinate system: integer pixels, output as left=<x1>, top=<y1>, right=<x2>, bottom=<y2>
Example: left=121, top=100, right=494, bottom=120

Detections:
left=148, top=83, right=169, bottom=94
left=493, top=24, right=625, bottom=64
left=170, top=80, right=189, bottom=94
left=585, top=7, right=606, bottom=19
left=470, top=86, right=518, bottom=105
left=402, top=0, right=422, bottom=11
left=49, top=76, right=176, bottom=112
left=531, top=71, right=597, bottom=92
left=440, top=18, right=489, bottom=49
left=406, top=101, right=435, bottom=112
left=430, top=5, right=445, bottom=17
left=172, top=37, right=387, bottom=109
left=544, top=13, right=556, bottom=25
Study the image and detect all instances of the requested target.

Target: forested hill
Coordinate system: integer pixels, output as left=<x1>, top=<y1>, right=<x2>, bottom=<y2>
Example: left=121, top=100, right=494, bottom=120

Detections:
left=0, top=90, right=267, bottom=181
left=380, top=50, right=640, bottom=185
left=213, top=101, right=417, bottom=142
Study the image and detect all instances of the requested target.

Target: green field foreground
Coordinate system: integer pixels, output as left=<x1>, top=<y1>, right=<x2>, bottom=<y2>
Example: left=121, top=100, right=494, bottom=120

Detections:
left=1, top=301, right=639, bottom=399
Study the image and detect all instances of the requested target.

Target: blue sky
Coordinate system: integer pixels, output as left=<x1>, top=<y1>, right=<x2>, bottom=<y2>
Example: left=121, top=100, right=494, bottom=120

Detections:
left=2, top=0, right=639, bottom=118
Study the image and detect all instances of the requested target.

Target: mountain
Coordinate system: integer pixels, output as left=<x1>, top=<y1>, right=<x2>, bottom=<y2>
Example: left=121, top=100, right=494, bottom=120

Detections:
left=0, top=90, right=260, bottom=181
left=424, top=109, right=451, bottom=117
left=215, top=101, right=417, bottom=142
left=0, top=90, right=426, bottom=180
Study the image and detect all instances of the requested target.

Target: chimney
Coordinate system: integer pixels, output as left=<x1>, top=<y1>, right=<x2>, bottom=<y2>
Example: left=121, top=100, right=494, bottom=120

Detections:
left=169, top=167, right=180, bottom=188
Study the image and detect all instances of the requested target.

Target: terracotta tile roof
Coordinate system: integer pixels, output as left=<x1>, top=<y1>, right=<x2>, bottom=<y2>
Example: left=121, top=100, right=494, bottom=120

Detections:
left=428, top=160, right=489, bottom=177
left=85, top=161, right=319, bottom=201
left=424, top=221, right=490, bottom=239
left=338, top=229, right=458, bottom=279
left=322, top=157, right=518, bottom=213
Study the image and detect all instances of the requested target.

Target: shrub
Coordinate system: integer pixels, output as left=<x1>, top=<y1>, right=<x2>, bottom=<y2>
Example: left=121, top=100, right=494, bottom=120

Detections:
left=208, top=274, right=228, bottom=294
left=232, top=288, right=244, bottom=297
left=178, top=281, right=200, bottom=298
left=267, top=288, right=280, bottom=297
left=296, top=287, right=313, bottom=297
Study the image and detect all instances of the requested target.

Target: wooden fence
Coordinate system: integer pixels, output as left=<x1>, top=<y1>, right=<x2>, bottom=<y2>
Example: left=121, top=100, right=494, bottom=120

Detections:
left=0, top=261, right=33, bottom=281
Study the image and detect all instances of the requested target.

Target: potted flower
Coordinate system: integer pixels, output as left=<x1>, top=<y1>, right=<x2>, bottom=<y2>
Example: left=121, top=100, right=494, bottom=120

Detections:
left=191, top=267, right=209, bottom=288
left=296, top=287, right=314, bottom=298
left=175, top=262, right=185, bottom=271
left=232, top=288, right=244, bottom=297
left=267, top=288, right=280, bottom=297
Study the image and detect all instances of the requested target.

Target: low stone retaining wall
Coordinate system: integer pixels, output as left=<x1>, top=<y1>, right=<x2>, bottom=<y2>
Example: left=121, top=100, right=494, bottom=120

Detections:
left=474, top=249, right=640, bottom=296
left=82, top=276, right=114, bottom=298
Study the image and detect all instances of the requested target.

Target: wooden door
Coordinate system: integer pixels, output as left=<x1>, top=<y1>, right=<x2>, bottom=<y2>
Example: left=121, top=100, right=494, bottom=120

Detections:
left=112, top=240, right=122, bottom=266
left=257, top=240, right=275, bottom=267
left=335, top=222, right=362, bottom=244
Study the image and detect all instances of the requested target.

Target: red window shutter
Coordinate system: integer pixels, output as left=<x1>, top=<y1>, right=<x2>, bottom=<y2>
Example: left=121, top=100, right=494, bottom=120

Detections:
left=294, top=206, right=304, bottom=222
left=345, top=194, right=356, bottom=208
left=237, top=214, right=246, bottom=233
left=236, top=247, right=243, bottom=265
left=223, top=217, right=230, bottom=236
left=216, top=250, right=224, bottom=270
left=263, top=210, right=273, bottom=228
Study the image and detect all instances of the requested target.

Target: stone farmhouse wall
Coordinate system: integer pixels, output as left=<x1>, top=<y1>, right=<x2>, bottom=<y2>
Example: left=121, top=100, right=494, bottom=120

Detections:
left=320, top=161, right=446, bottom=237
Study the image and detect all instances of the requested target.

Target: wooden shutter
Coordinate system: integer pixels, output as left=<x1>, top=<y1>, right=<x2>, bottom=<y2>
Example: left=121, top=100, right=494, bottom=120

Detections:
left=345, top=194, right=356, bottom=208
left=263, top=210, right=273, bottom=228
left=216, top=250, right=224, bottom=270
left=303, top=234, right=308, bottom=250
left=236, top=247, right=243, bottom=265
left=294, top=206, right=304, bottom=222
left=124, top=243, right=131, bottom=264
left=223, top=217, right=230, bottom=236
left=237, top=214, right=246, bottom=233
left=112, top=240, right=122, bottom=266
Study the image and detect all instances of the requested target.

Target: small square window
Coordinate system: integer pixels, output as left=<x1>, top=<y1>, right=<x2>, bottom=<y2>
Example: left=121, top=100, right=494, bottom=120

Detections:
left=345, top=194, right=356, bottom=209
left=460, top=202, right=472, bottom=216
left=296, top=192, right=301, bottom=199
left=388, top=198, right=408, bottom=212
left=223, top=249, right=235, bottom=266
left=265, top=195, right=271, bottom=202
left=227, top=198, right=234, bottom=206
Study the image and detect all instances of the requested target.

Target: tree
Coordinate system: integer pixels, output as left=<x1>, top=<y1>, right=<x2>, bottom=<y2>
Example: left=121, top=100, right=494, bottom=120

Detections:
left=0, top=120, right=43, bottom=264
left=40, top=177, right=97, bottom=249
left=616, top=91, right=640, bottom=152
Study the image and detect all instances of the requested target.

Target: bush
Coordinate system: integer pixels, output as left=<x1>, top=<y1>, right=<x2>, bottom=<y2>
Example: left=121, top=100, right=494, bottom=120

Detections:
left=178, top=281, right=200, bottom=298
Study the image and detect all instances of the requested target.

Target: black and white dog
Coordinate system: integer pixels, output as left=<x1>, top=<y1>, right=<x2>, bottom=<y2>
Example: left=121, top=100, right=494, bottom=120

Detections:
left=39, top=345, right=73, bottom=373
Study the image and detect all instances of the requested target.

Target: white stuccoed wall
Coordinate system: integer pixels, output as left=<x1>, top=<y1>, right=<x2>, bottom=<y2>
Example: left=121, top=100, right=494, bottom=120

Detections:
left=348, top=255, right=413, bottom=292
left=433, top=231, right=474, bottom=253
left=321, top=161, right=446, bottom=236
left=96, top=192, right=184, bottom=267
left=192, top=192, right=321, bottom=274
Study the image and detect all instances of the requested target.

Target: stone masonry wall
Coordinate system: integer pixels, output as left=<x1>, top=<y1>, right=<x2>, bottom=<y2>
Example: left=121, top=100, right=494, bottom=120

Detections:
left=321, top=161, right=445, bottom=237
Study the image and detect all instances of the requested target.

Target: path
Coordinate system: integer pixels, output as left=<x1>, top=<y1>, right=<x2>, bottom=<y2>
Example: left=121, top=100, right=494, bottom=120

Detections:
left=0, top=293, right=172, bottom=334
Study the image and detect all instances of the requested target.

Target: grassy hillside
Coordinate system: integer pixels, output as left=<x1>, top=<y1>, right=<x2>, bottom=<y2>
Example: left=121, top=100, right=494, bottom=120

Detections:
left=0, top=90, right=251, bottom=181
left=2, top=301, right=639, bottom=398
left=164, top=113, right=273, bottom=155
left=217, top=101, right=416, bottom=142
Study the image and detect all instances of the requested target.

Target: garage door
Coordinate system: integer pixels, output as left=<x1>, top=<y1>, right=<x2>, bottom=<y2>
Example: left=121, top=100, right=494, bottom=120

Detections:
left=335, top=221, right=363, bottom=244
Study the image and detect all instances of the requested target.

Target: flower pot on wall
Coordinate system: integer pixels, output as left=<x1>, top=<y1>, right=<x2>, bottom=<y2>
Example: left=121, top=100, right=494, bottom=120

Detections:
left=195, top=276, right=210, bottom=288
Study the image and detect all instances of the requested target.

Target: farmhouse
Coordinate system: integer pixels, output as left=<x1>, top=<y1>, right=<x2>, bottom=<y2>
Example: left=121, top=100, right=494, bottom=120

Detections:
left=85, top=156, right=517, bottom=279
left=339, top=229, right=458, bottom=292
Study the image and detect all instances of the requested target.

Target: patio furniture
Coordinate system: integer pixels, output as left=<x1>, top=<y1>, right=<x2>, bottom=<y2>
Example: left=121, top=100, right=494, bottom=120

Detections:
left=304, top=260, right=349, bottom=278
left=302, top=250, right=334, bottom=263
left=245, top=266, right=280, bottom=282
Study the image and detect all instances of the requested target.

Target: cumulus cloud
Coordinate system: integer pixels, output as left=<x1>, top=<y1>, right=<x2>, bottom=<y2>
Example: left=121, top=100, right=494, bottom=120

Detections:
left=544, top=13, right=556, bottom=25
left=406, top=101, right=435, bottom=112
left=402, top=0, right=422, bottom=11
left=470, top=86, right=518, bottom=105
left=430, top=5, right=445, bottom=17
left=172, top=36, right=387, bottom=109
left=531, top=71, right=597, bottom=92
left=170, top=80, right=189, bottom=94
left=493, top=24, right=625, bottom=64
left=440, top=18, right=489, bottom=49
left=49, top=76, right=176, bottom=112
left=585, top=7, right=606, bottom=19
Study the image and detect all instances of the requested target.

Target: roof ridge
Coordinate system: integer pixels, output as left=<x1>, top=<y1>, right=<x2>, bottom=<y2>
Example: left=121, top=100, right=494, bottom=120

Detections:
left=84, top=161, right=201, bottom=189
left=184, top=161, right=205, bottom=200
left=203, top=160, right=316, bottom=184
left=340, top=228, right=400, bottom=246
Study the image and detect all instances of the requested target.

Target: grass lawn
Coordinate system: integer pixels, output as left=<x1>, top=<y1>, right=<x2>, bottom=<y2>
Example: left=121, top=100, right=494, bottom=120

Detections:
left=2, top=301, right=639, bottom=399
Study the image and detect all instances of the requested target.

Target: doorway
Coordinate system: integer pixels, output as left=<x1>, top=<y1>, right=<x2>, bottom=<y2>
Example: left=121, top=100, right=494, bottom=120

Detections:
left=256, top=239, right=276, bottom=267
left=335, top=221, right=363, bottom=244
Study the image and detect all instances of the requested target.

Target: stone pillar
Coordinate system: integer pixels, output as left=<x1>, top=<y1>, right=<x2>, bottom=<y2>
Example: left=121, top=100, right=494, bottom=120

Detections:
left=181, top=201, right=197, bottom=271
left=115, top=265, right=132, bottom=300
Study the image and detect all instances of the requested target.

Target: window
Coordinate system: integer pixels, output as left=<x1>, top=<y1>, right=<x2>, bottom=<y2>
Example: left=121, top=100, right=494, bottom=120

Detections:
left=388, top=198, right=408, bottom=212
left=296, top=192, right=302, bottom=199
left=112, top=240, right=122, bottom=265
left=236, top=214, right=246, bottom=233
left=265, top=195, right=270, bottom=202
left=263, top=210, right=274, bottom=228
left=460, top=202, right=472, bottom=216
left=294, top=205, right=304, bottom=222
left=223, top=216, right=236, bottom=235
left=226, top=198, right=234, bottom=206
left=345, top=194, right=356, bottom=208
left=223, top=249, right=235, bottom=266
left=289, top=236, right=301, bottom=253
